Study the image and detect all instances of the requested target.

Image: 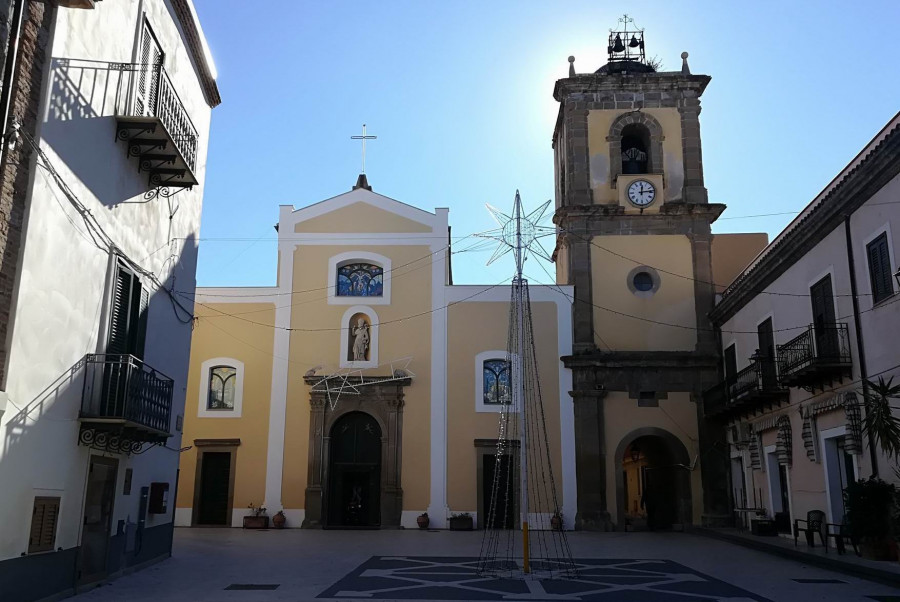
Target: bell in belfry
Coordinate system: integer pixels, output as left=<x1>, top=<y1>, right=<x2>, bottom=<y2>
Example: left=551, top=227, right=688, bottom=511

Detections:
left=612, top=34, right=625, bottom=53
left=629, top=34, right=640, bottom=48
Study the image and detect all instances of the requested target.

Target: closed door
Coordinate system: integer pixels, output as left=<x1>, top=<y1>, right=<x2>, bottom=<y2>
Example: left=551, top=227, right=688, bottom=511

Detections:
left=79, top=456, right=118, bottom=584
left=483, top=454, right=516, bottom=530
left=810, top=275, right=839, bottom=359
left=757, top=318, right=777, bottom=389
left=197, top=452, right=231, bottom=525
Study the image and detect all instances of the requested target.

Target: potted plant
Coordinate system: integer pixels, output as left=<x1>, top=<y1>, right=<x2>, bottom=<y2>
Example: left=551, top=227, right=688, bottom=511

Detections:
left=550, top=511, right=563, bottom=531
left=448, top=512, right=473, bottom=531
left=416, top=512, right=430, bottom=529
left=272, top=510, right=286, bottom=529
left=243, top=503, right=268, bottom=529
left=844, top=477, right=895, bottom=560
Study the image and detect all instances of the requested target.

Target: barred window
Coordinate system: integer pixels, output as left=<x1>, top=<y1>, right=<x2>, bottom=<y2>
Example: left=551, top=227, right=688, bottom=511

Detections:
left=483, top=359, right=512, bottom=405
left=337, top=263, right=384, bottom=297
left=208, top=366, right=236, bottom=410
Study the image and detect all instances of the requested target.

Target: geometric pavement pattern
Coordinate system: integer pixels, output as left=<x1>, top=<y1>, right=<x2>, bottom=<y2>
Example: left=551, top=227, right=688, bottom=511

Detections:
left=317, top=556, right=772, bottom=601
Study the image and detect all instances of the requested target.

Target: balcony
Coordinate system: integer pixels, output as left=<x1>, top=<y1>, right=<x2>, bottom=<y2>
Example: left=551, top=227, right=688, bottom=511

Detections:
left=79, top=354, right=173, bottom=453
left=776, top=323, right=852, bottom=391
left=113, top=62, right=199, bottom=189
left=704, top=358, right=788, bottom=418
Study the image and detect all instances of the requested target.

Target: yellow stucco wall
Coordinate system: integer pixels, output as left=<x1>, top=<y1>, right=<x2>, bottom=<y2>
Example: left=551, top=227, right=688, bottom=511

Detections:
left=591, top=234, right=697, bottom=351
left=177, top=303, right=276, bottom=514
left=445, top=301, right=563, bottom=512
left=602, top=391, right=702, bottom=525
left=283, top=243, right=434, bottom=510
left=294, top=201, right=433, bottom=233
left=587, top=108, right=684, bottom=204
left=711, top=233, right=769, bottom=293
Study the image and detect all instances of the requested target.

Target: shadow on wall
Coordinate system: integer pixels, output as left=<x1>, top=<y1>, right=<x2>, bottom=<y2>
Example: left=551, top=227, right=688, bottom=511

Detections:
left=0, top=234, right=197, bottom=602
left=43, top=58, right=149, bottom=207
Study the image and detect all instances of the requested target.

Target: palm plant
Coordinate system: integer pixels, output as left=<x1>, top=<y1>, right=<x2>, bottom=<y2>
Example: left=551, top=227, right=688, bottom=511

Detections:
left=861, top=376, right=900, bottom=460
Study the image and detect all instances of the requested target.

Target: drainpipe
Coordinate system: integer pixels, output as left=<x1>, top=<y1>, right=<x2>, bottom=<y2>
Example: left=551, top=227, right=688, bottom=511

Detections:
left=0, top=0, right=27, bottom=170
left=844, top=216, right=877, bottom=476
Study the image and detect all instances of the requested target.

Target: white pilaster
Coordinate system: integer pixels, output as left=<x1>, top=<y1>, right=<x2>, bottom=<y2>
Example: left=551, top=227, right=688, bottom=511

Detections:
left=555, top=292, right=577, bottom=524
left=427, top=208, right=450, bottom=527
left=263, top=235, right=294, bottom=511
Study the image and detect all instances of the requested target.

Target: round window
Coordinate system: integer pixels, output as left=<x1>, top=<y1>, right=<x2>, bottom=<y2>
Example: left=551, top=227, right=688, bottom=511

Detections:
left=633, top=271, right=654, bottom=292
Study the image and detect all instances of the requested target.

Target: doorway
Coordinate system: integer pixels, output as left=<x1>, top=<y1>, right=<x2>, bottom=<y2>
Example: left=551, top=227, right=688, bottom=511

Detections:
left=617, top=429, right=692, bottom=531
left=326, top=412, right=382, bottom=527
left=196, top=451, right=233, bottom=525
left=765, top=447, right=792, bottom=533
left=482, top=453, right=516, bottom=529
left=79, top=456, right=118, bottom=585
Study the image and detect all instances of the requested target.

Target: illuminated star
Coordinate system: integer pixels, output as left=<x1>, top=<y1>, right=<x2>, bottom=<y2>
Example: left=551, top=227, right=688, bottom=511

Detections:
left=476, top=190, right=555, bottom=273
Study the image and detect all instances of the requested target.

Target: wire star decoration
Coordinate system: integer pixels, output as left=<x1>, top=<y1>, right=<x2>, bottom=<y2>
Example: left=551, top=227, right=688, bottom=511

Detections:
left=477, top=190, right=557, bottom=275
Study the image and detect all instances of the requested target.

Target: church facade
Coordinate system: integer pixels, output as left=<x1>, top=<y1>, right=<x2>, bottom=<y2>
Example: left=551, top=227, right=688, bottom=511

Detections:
left=176, top=38, right=769, bottom=531
left=175, top=181, right=576, bottom=529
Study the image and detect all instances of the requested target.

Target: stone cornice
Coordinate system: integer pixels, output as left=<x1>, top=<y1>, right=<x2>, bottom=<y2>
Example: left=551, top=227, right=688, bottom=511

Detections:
left=553, top=72, right=711, bottom=102
left=562, top=350, right=718, bottom=370
left=711, top=126, right=900, bottom=324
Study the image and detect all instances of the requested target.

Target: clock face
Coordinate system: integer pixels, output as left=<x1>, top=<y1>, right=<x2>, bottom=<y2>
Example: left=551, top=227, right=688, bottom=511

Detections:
left=627, top=179, right=656, bottom=207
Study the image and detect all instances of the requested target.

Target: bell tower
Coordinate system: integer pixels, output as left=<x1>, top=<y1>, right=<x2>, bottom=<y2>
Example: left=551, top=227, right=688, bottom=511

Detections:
left=553, top=18, right=729, bottom=531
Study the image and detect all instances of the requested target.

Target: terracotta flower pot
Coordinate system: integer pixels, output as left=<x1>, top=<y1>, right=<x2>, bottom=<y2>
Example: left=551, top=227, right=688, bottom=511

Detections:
left=272, top=511, right=286, bottom=529
left=417, top=514, right=430, bottom=529
left=550, top=515, right=563, bottom=531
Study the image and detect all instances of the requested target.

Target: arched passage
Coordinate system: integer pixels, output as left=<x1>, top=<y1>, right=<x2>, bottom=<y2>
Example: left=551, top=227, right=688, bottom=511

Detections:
left=615, top=427, right=692, bottom=530
left=326, top=411, right=382, bottom=527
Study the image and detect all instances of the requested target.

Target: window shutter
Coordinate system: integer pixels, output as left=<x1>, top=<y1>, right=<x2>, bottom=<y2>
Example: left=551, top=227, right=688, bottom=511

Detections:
left=868, top=233, right=893, bottom=303
left=28, top=497, right=60, bottom=554
left=136, top=23, right=163, bottom=117
left=134, top=286, right=149, bottom=360
left=107, top=267, right=134, bottom=355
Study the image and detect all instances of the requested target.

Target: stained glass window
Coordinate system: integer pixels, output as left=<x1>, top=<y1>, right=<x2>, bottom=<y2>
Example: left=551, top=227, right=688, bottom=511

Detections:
left=337, top=263, right=384, bottom=297
left=208, top=366, right=236, bottom=410
left=483, top=359, right=512, bottom=405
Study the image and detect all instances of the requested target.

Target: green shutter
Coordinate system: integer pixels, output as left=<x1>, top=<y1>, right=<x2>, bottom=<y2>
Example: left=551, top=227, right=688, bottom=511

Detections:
left=28, top=497, right=60, bottom=554
left=868, top=233, right=893, bottom=303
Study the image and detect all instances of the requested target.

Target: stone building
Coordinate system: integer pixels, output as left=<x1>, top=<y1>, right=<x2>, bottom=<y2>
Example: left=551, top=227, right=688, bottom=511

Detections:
left=0, top=1, right=219, bottom=599
left=707, top=112, right=900, bottom=534
left=551, top=38, right=766, bottom=530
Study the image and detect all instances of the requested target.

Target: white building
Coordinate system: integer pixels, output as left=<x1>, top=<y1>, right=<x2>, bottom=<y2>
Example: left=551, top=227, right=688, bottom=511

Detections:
left=0, top=1, right=219, bottom=599
left=708, top=112, right=900, bottom=535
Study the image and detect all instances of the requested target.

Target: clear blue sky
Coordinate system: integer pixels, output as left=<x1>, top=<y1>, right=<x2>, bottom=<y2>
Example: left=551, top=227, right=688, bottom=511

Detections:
left=191, top=0, right=900, bottom=288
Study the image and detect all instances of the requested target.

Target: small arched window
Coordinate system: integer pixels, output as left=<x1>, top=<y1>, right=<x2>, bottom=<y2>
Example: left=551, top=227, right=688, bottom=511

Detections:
left=483, top=359, right=512, bottom=405
left=208, top=366, right=236, bottom=410
left=337, top=262, right=384, bottom=297
left=621, top=123, right=650, bottom=174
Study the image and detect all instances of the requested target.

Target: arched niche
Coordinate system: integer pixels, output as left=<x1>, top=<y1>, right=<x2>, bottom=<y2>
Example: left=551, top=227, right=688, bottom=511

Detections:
left=340, top=305, right=378, bottom=368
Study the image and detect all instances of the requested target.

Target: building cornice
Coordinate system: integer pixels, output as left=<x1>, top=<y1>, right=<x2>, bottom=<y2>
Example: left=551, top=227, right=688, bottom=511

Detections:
left=170, top=0, right=221, bottom=108
left=711, top=119, right=900, bottom=324
left=553, top=72, right=711, bottom=103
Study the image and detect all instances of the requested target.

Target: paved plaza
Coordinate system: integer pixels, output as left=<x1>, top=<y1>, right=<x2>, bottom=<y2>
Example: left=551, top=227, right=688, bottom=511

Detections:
left=72, top=528, right=900, bottom=602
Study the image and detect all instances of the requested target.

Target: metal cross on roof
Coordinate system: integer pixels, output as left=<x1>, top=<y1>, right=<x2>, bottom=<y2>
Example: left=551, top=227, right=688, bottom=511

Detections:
left=351, top=123, right=377, bottom=174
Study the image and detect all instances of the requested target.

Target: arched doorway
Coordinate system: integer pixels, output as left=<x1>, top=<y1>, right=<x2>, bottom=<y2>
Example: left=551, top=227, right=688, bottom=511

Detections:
left=326, top=412, right=382, bottom=527
left=616, top=428, right=692, bottom=531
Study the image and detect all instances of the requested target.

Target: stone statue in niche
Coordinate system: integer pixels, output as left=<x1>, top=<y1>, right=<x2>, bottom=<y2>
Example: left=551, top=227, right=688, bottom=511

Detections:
left=351, top=318, right=369, bottom=361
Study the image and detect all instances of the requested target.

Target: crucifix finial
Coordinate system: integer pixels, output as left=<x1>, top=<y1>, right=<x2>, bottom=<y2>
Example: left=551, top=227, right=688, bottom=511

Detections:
left=351, top=123, right=377, bottom=174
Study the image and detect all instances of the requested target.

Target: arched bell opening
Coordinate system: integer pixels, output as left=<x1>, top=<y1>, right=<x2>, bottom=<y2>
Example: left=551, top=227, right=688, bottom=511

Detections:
left=621, top=123, right=650, bottom=175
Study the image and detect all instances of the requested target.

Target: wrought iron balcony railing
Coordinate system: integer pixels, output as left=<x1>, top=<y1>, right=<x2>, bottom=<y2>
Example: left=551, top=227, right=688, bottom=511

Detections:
left=776, top=323, right=852, bottom=390
left=111, top=61, right=199, bottom=188
left=79, top=354, right=173, bottom=442
left=703, top=358, right=787, bottom=418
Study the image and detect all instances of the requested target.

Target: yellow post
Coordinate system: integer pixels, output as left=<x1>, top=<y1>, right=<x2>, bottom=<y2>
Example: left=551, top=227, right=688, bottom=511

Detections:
left=522, top=521, right=530, bottom=574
